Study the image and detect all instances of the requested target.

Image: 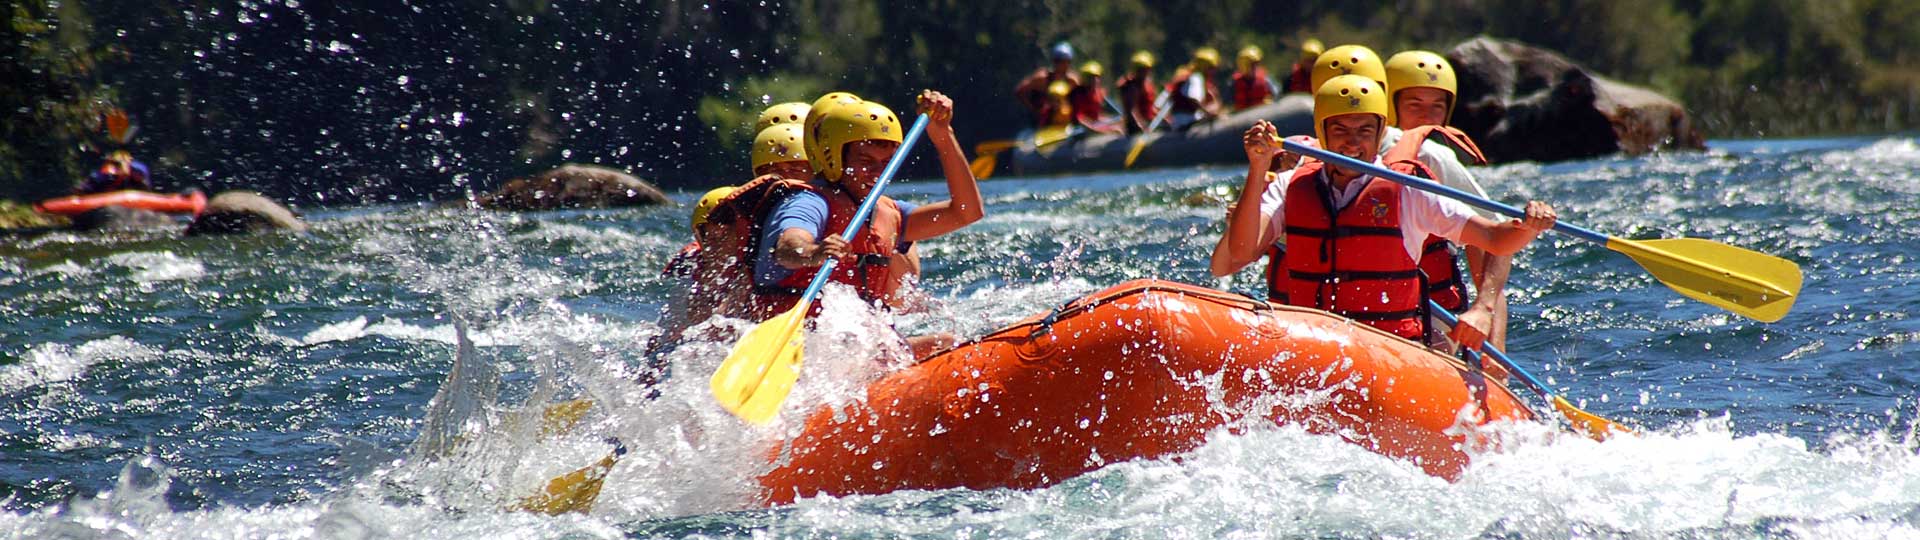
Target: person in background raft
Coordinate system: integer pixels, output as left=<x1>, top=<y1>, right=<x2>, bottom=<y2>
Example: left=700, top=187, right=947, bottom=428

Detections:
left=1069, top=61, right=1121, bottom=134
left=1014, top=42, right=1083, bottom=128
left=1230, top=45, right=1279, bottom=111
left=1283, top=38, right=1324, bottom=94
left=1040, top=80, right=1076, bottom=129
left=1211, top=74, right=1557, bottom=354
left=77, top=150, right=152, bottom=195
left=1166, top=47, right=1223, bottom=131
left=742, top=91, right=983, bottom=360
left=1115, top=51, right=1160, bottom=134
left=1383, top=49, right=1515, bottom=352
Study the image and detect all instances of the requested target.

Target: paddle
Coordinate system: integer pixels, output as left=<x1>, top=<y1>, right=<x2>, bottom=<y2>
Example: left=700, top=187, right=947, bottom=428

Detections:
left=1123, top=91, right=1176, bottom=168
left=710, top=113, right=931, bottom=424
left=1282, top=140, right=1802, bottom=322
left=513, top=438, right=627, bottom=515
left=105, top=108, right=133, bottom=144
left=968, top=124, right=1075, bottom=180
left=1427, top=300, right=1628, bottom=440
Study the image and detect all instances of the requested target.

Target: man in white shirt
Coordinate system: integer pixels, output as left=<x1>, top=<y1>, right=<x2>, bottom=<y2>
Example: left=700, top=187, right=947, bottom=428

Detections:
left=1209, top=74, right=1554, bottom=351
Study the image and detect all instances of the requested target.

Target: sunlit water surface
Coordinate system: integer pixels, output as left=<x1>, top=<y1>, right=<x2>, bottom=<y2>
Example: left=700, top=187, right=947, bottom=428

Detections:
left=3, top=137, right=1920, bottom=539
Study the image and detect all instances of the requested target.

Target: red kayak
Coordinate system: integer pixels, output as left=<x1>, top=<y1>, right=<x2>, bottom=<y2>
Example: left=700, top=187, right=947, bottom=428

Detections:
left=35, top=190, right=207, bottom=216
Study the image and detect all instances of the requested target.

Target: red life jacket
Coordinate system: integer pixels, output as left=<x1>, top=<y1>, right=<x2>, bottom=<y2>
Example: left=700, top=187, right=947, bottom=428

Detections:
left=1278, top=161, right=1425, bottom=341
left=1069, top=84, right=1106, bottom=125
left=716, top=178, right=901, bottom=320
left=1285, top=62, right=1312, bottom=93
left=663, top=240, right=700, bottom=279
left=1166, top=71, right=1219, bottom=115
left=1231, top=68, right=1274, bottom=110
left=1116, top=73, right=1159, bottom=132
left=1383, top=125, right=1491, bottom=312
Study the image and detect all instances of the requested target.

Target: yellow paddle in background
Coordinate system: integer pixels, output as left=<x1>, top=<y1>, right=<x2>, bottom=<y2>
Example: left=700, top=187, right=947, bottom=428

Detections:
left=1123, top=91, right=1175, bottom=168
left=1429, top=300, right=1630, bottom=440
left=1284, top=140, right=1803, bottom=322
left=710, top=113, right=932, bottom=424
left=967, top=124, right=1075, bottom=180
left=513, top=438, right=626, bottom=515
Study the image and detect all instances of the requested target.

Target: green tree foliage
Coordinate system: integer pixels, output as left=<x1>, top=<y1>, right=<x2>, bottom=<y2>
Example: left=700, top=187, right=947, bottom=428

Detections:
left=0, top=0, right=1913, bottom=204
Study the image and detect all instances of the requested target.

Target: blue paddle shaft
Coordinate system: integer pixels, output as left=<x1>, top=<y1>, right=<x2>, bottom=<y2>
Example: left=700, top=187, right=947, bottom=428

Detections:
left=796, top=113, right=932, bottom=306
left=1426, top=299, right=1552, bottom=399
left=1281, top=139, right=1609, bottom=246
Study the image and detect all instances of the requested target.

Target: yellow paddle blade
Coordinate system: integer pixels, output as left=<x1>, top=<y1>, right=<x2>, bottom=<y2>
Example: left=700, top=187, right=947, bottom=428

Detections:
left=1034, top=125, right=1074, bottom=147
left=969, top=152, right=999, bottom=180
left=1551, top=396, right=1631, bottom=442
left=974, top=139, right=1019, bottom=155
left=1606, top=237, right=1803, bottom=322
left=513, top=440, right=624, bottom=515
left=538, top=399, right=594, bottom=438
left=1123, top=137, right=1150, bottom=168
left=709, top=302, right=807, bottom=422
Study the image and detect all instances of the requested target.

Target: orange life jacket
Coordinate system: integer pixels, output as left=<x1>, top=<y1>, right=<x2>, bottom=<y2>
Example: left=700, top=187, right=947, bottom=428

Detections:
left=1278, top=161, right=1425, bottom=341
left=1383, top=125, right=1491, bottom=312
left=1231, top=68, right=1274, bottom=110
left=705, top=176, right=902, bottom=321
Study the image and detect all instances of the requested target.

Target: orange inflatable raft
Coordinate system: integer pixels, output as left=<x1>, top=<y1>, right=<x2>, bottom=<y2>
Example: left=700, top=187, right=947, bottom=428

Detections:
left=759, top=279, right=1536, bottom=504
left=35, top=190, right=206, bottom=216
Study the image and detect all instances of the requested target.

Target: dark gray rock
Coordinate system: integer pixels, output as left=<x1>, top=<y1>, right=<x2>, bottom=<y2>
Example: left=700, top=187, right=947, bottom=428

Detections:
left=1447, top=36, right=1705, bottom=163
left=465, top=164, right=671, bottom=211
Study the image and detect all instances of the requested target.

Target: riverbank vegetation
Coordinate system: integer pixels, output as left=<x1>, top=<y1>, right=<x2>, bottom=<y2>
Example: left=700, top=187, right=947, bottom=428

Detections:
left=4, top=1, right=1914, bottom=205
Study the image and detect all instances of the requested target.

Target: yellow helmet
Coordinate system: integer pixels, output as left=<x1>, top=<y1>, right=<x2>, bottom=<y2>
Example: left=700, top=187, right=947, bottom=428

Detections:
left=1191, top=47, right=1221, bottom=71
left=1236, top=45, right=1263, bottom=72
left=750, top=123, right=807, bottom=170
left=804, top=92, right=864, bottom=174
left=754, top=102, right=812, bottom=132
left=1047, top=79, right=1072, bottom=100
left=1309, top=44, right=1386, bottom=93
left=1130, top=50, right=1156, bottom=70
left=1080, top=60, right=1104, bottom=79
left=1299, top=38, right=1325, bottom=62
left=106, top=150, right=133, bottom=165
left=1313, top=74, right=1388, bottom=147
left=807, top=100, right=903, bottom=182
left=690, top=186, right=734, bottom=230
left=1385, top=50, right=1458, bottom=126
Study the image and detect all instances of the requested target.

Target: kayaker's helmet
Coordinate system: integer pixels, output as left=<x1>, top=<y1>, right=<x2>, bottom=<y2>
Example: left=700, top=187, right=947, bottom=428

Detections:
left=690, top=186, right=734, bottom=230
left=1237, top=45, right=1263, bottom=72
left=1130, top=50, right=1156, bottom=71
left=1310, top=44, right=1386, bottom=94
left=1313, top=74, right=1388, bottom=147
left=1385, top=50, right=1458, bottom=126
left=754, top=102, right=812, bottom=132
left=1299, top=38, right=1325, bottom=63
left=807, top=100, right=903, bottom=183
left=1191, top=47, right=1221, bottom=72
left=1049, top=41, right=1075, bottom=62
left=805, top=92, right=864, bottom=174
left=1080, top=60, right=1104, bottom=79
left=750, top=123, right=807, bottom=171
left=105, top=150, right=133, bottom=166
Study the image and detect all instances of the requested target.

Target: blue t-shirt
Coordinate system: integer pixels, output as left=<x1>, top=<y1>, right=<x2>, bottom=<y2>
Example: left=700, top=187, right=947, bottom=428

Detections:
left=753, top=190, right=918, bottom=288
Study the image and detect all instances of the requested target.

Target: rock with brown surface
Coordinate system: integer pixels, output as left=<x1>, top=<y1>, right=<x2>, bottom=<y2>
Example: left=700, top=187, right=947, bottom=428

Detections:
left=185, top=191, right=307, bottom=236
left=1446, top=36, right=1705, bottom=163
left=467, top=164, right=670, bottom=211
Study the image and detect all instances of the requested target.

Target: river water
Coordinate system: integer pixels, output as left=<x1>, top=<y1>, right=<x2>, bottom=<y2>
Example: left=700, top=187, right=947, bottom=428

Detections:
left=2, top=136, right=1919, bottom=539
